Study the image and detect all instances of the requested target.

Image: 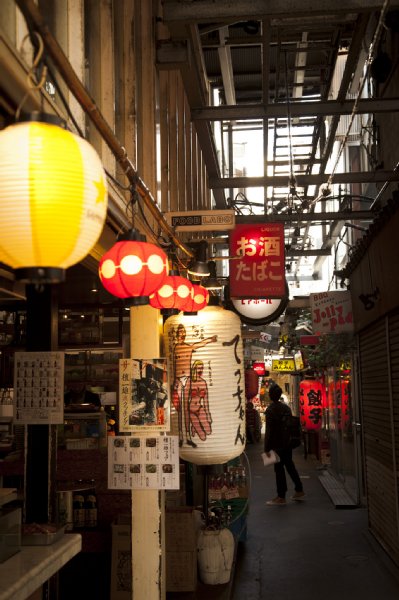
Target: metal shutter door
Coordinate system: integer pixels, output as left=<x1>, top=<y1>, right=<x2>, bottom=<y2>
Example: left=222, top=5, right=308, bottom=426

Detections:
left=359, top=316, right=399, bottom=565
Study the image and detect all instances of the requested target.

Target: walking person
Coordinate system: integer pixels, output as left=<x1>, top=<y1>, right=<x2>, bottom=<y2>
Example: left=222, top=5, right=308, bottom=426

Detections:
left=264, top=383, right=305, bottom=505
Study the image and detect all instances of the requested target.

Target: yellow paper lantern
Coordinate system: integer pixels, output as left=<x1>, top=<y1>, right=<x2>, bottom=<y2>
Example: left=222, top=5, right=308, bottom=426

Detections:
left=0, top=115, right=108, bottom=282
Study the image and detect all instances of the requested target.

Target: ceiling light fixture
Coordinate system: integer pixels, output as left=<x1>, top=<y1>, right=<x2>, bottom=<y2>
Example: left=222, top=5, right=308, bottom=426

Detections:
left=187, top=240, right=210, bottom=277
left=203, top=260, right=223, bottom=291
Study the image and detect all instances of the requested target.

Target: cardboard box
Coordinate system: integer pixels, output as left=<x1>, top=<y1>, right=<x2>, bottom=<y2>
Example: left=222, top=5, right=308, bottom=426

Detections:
left=165, top=508, right=198, bottom=592
left=165, top=508, right=197, bottom=552
left=166, top=550, right=197, bottom=592
left=0, top=507, right=21, bottom=563
left=110, top=516, right=131, bottom=600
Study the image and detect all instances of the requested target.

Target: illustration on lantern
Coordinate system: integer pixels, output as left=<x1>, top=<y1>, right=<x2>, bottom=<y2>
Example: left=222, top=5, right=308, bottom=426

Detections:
left=172, top=323, right=217, bottom=447
left=183, top=360, right=212, bottom=444
left=164, top=306, right=245, bottom=465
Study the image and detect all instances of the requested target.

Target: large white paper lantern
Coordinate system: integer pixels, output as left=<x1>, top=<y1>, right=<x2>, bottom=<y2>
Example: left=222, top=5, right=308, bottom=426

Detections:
left=163, top=305, right=245, bottom=464
left=0, top=115, right=108, bottom=283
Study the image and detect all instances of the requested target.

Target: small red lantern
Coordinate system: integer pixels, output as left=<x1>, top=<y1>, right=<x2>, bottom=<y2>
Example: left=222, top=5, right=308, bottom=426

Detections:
left=245, top=368, right=259, bottom=399
left=149, top=273, right=193, bottom=311
left=299, top=379, right=325, bottom=430
left=184, top=283, right=209, bottom=312
left=99, top=229, right=168, bottom=304
left=328, top=379, right=350, bottom=431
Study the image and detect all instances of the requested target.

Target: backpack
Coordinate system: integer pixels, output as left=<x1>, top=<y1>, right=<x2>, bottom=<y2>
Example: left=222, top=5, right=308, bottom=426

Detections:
left=282, top=413, right=302, bottom=449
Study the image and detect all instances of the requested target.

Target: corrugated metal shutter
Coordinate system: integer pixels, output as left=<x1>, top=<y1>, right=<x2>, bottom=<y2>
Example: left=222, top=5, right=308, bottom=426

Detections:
left=359, top=315, right=399, bottom=566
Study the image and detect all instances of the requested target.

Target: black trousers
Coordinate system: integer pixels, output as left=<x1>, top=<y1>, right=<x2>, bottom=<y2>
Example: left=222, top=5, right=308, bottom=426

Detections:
left=274, top=448, right=303, bottom=498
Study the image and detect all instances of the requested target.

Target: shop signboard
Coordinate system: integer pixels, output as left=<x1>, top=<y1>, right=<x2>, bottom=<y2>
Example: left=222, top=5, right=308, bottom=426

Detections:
left=272, top=358, right=296, bottom=372
left=294, top=350, right=305, bottom=371
left=252, top=362, right=267, bottom=376
left=164, top=209, right=235, bottom=231
left=229, top=223, right=285, bottom=298
left=309, top=290, right=353, bottom=334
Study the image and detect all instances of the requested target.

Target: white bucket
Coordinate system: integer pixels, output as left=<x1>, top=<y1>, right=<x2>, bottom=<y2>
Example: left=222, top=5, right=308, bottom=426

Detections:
left=197, top=528, right=235, bottom=585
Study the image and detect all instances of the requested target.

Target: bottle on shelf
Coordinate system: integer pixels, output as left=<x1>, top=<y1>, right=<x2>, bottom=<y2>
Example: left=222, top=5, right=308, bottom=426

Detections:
left=73, top=493, right=86, bottom=529
left=106, top=405, right=117, bottom=436
left=85, top=487, right=98, bottom=528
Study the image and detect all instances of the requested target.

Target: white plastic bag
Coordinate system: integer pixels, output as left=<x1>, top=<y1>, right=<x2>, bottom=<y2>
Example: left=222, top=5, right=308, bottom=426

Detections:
left=261, top=450, right=280, bottom=466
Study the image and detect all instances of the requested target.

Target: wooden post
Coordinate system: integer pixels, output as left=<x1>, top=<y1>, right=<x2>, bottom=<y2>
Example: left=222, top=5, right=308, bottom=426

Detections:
left=130, top=305, right=165, bottom=600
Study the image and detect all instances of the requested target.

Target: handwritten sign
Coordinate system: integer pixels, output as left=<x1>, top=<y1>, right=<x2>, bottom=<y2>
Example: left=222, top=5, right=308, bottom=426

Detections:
left=309, top=291, right=353, bottom=334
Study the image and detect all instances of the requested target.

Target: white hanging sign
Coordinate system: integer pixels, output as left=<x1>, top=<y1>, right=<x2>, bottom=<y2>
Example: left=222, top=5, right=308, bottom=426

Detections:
left=309, top=291, right=354, bottom=334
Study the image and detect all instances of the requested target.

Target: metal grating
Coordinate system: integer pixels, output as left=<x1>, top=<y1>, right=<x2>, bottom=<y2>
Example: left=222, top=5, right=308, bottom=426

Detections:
left=318, top=471, right=358, bottom=508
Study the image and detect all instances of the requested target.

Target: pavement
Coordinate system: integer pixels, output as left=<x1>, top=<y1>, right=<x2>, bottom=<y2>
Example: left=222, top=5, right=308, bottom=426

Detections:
left=166, top=437, right=399, bottom=600
left=231, top=440, right=399, bottom=600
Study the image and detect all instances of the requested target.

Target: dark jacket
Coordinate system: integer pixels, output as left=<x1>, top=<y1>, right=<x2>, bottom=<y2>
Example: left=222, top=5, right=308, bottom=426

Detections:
left=264, top=400, right=292, bottom=452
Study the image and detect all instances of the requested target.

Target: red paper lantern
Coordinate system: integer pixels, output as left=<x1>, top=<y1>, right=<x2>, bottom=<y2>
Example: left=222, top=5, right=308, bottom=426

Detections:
left=184, top=283, right=209, bottom=312
left=299, top=379, right=325, bottom=430
left=99, top=229, right=168, bottom=303
left=328, top=379, right=350, bottom=431
left=245, top=368, right=259, bottom=399
left=149, top=274, right=193, bottom=310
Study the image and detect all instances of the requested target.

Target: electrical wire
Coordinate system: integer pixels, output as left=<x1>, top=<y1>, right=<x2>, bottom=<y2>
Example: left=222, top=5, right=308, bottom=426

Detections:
left=323, top=0, right=390, bottom=195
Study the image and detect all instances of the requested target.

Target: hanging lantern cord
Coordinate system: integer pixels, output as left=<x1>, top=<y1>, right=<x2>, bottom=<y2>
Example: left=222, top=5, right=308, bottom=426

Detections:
left=16, top=31, right=48, bottom=120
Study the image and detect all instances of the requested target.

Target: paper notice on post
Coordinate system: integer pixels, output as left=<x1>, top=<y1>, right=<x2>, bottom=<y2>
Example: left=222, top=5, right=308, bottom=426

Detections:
left=108, top=434, right=180, bottom=490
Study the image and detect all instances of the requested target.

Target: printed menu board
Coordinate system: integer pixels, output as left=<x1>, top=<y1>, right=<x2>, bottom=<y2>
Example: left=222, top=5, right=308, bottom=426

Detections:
left=13, top=351, right=64, bottom=424
left=108, top=435, right=179, bottom=490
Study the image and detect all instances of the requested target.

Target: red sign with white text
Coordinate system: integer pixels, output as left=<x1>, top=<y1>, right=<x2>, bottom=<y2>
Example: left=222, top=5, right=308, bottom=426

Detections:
left=229, top=223, right=285, bottom=298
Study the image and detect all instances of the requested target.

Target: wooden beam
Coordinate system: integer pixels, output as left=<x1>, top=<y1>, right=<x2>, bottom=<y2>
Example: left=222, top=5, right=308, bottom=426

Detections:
left=210, top=171, right=399, bottom=189
left=163, top=0, right=399, bottom=23
left=191, top=98, right=399, bottom=121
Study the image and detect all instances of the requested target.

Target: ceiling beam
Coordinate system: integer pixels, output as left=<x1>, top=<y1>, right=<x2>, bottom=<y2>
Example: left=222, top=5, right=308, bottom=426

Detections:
left=286, top=249, right=331, bottom=256
left=191, top=98, right=399, bottom=121
left=236, top=210, right=373, bottom=223
left=163, top=0, right=399, bottom=23
left=210, top=170, right=399, bottom=188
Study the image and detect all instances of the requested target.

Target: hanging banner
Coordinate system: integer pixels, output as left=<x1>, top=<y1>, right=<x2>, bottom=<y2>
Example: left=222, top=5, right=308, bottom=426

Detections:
left=229, top=223, right=285, bottom=298
left=309, top=291, right=353, bottom=334
left=119, top=358, right=170, bottom=432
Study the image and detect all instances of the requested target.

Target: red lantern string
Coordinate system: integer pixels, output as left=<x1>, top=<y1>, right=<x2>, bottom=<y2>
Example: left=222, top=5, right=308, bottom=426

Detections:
left=99, top=230, right=168, bottom=302
left=299, top=379, right=325, bottom=431
left=149, top=274, right=193, bottom=310
left=184, top=283, right=209, bottom=312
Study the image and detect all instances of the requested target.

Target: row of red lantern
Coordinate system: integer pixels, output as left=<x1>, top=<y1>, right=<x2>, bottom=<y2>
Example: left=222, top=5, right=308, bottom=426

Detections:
left=299, top=379, right=325, bottom=431
left=98, top=230, right=209, bottom=311
left=299, top=378, right=351, bottom=431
